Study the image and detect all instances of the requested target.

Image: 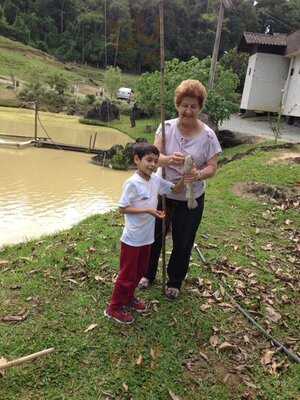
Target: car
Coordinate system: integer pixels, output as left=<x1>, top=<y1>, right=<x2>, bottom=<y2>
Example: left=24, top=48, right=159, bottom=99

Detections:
left=116, top=87, right=134, bottom=101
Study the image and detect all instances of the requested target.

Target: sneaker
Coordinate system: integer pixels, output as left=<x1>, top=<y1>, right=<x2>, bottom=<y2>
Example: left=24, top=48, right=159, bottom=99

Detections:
left=138, top=277, right=150, bottom=290
left=129, top=298, right=147, bottom=313
left=104, top=307, right=134, bottom=324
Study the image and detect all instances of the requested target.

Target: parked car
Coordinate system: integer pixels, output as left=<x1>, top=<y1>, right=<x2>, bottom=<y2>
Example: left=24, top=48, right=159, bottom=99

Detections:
left=116, top=87, right=134, bottom=101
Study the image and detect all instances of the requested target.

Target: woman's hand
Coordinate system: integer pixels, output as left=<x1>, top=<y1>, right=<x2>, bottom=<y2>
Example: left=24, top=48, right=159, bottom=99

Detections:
left=167, top=152, right=185, bottom=166
left=147, top=209, right=166, bottom=219
left=184, top=166, right=201, bottom=183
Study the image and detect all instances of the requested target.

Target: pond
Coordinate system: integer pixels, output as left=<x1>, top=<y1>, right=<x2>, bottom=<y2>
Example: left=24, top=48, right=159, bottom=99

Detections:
left=0, top=147, right=131, bottom=248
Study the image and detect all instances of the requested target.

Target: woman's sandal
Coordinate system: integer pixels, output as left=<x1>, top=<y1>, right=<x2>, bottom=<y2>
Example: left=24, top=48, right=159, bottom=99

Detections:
left=165, top=287, right=180, bottom=300
left=138, top=277, right=150, bottom=290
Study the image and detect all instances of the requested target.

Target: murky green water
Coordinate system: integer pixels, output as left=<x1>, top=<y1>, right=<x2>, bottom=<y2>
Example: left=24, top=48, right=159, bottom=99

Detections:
left=0, top=147, right=130, bottom=247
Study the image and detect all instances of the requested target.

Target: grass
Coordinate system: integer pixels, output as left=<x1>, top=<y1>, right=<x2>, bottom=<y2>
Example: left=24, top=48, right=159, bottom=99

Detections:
left=0, top=36, right=139, bottom=87
left=0, top=142, right=299, bottom=399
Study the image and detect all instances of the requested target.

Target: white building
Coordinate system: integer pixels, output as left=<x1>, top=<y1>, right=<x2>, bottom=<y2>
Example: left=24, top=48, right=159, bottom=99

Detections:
left=238, top=31, right=300, bottom=122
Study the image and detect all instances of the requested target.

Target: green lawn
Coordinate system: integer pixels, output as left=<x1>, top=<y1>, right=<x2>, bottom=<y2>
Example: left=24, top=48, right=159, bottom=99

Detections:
left=0, top=142, right=299, bottom=399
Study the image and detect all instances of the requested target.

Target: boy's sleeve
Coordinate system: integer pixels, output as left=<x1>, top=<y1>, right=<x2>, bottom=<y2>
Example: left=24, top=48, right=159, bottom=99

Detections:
left=157, top=175, right=174, bottom=196
left=118, top=181, right=137, bottom=207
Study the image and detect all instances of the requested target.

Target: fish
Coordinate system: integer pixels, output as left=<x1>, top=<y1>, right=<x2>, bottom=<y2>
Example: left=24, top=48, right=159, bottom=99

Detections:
left=183, top=155, right=198, bottom=209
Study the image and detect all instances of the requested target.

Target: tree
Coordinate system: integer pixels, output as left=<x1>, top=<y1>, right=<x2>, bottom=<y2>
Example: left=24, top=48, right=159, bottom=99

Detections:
left=220, top=48, right=248, bottom=93
left=136, top=57, right=239, bottom=126
left=104, top=66, right=122, bottom=99
left=47, top=73, right=69, bottom=95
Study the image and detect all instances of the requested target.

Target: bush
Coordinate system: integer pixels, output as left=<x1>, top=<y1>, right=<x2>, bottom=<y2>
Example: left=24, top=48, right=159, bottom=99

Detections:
left=111, top=150, right=129, bottom=170
left=136, top=57, right=239, bottom=126
left=113, top=99, right=131, bottom=116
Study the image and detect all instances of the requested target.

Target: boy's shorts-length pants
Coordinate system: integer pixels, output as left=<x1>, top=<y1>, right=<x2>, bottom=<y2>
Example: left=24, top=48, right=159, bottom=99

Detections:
left=109, top=242, right=151, bottom=311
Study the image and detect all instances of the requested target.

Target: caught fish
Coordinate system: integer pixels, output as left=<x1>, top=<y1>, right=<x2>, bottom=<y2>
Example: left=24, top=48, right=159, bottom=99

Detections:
left=183, top=155, right=198, bottom=209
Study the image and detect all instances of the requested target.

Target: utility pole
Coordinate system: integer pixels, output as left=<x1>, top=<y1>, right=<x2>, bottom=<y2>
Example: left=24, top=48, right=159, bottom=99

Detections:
left=208, top=0, right=232, bottom=90
left=104, top=0, right=108, bottom=67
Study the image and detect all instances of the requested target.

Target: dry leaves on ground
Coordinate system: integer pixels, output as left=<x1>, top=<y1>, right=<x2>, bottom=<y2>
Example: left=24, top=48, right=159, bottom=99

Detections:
left=84, top=323, right=98, bottom=333
left=168, top=389, right=182, bottom=400
left=1, top=308, right=29, bottom=323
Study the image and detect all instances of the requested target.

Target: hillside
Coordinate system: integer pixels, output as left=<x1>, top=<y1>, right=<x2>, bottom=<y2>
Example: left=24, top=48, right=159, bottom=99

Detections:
left=0, top=36, right=138, bottom=106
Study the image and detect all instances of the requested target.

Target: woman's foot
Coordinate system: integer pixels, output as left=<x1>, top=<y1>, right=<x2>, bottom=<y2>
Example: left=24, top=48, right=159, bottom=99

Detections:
left=104, top=307, right=134, bottom=324
left=165, top=287, right=180, bottom=300
left=138, top=277, right=150, bottom=290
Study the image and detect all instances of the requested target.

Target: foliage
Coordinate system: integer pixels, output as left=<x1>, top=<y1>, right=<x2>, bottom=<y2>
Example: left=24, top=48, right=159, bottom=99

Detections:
left=220, top=48, right=249, bottom=93
left=18, top=79, right=46, bottom=104
left=1, top=1, right=300, bottom=72
left=104, top=66, right=121, bottom=99
left=18, top=75, right=69, bottom=111
left=46, top=73, right=69, bottom=95
left=111, top=148, right=129, bottom=170
left=136, top=57, right=239, bottom=125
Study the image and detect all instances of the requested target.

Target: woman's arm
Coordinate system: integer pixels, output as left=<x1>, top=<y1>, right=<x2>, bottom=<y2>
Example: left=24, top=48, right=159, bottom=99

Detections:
left=154, top=135, right=185, bottom=167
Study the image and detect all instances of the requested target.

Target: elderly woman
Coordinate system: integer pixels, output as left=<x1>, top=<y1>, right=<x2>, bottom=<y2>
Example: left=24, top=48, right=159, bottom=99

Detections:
left=139, top=79, right=222, bottom=299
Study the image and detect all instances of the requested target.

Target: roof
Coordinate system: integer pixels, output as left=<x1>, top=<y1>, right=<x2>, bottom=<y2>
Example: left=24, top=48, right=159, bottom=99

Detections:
left=242, top=32, right=287, bottom=46
left=286, top=30, right=300, bottom=56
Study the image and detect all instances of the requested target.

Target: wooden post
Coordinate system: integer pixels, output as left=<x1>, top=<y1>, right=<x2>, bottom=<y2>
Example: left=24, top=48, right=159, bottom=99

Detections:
left=159, top=0, right=167, bottom=293
left=0, top=348, right=55, bottom=371
left=208, top=0, right=224, bottom=90
left=34, top=101, right=38, bottom=141
left=92, top=132, right=98, bottom=150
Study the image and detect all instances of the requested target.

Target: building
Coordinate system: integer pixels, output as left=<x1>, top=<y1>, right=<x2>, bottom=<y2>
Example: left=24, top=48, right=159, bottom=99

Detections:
left=238, top=31, right=300, bottom=122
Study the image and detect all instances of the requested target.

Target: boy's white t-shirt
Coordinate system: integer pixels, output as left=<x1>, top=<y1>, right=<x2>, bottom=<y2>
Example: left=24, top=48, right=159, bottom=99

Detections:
left=119, top=172, right=174, bottom=247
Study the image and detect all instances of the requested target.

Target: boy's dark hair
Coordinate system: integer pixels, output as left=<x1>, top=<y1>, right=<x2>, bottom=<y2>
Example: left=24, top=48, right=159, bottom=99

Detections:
left=133, top=143, right=160, bottom=159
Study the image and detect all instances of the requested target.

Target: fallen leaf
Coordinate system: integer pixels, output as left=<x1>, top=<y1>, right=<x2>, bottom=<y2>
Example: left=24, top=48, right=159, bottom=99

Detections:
left=94, top=275, right=105, bottom=282
left=199, top=351, right=209, bottom=362
left=261, top=349, right=275, bottom=365
left=0, top=260, right=9, bottom=267
left=150, top=348, right=156, bottom=360
left=136, top=354, right=143, bottom=366
left=270, top=359, right=285, bottom=375
left=122, top=383, right=128, bottom=392
left=88, top=247, right=97, bottom=253
left=168, top=389, right=182, bottom=400
left=209, top=335, right=220, bottom=347
left=218, top=342, right=235, bottom=351
left=67, top=278, right=79, bottom=285
left=84, top=323, right=98, bottom=333
left=243, top=335, right=250, bottom=344
left=19, top=256, right=32, bottom=262
left=265, top=306, right=281, bottom=323
left=1, top=309, right=28, bottom=323
left=200, top=303, right=211, bottom=311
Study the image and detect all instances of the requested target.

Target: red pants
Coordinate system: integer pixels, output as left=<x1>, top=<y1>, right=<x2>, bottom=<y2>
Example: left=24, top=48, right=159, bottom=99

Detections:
left=109, top=242, right=151, bottom=311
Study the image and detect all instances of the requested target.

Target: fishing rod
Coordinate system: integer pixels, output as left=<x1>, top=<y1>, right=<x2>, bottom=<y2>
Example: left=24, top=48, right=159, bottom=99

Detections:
left=159, top=0, right=167, bottom=293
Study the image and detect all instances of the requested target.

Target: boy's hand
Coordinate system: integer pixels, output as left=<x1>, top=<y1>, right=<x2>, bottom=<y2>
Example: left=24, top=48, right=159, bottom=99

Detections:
left=147, top=209, right=166, bottom=219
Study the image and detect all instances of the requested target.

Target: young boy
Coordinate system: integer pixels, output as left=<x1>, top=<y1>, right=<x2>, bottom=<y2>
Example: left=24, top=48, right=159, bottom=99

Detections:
left=104, top=143, right=184, bottom=324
